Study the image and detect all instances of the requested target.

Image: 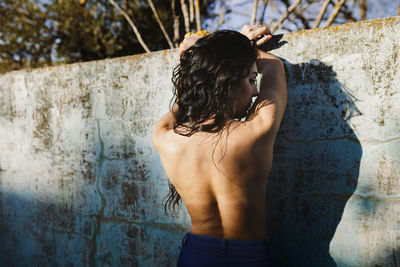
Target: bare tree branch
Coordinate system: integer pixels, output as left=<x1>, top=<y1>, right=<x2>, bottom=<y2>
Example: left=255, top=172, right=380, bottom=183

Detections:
left=324, top=0, right=346, bottom=27
left=270, top=0, right=301, bottom=33
left=259, top=0, right=270, bottom=25
left=195, top=0, right=201, bottom=31
left=231, top=9, right=256, bottom=17
left=189, top=0, right=194, bottom=25
left=313, top=0, right=331, bottom=28
left=251, top=0, right=259, bottom=25
left=340, top=2, right=358, bottom=22
left=287, top=13, right=302, bottom=29
left=281, top=0, right=311, bottom=30
left=181, top=0, right=191, bottom=33
left=212, top=0, right=228, bottom=31
left=397, top=0, right=400, bottom=16
left=293, top=7, right=311, bottom=29
left=108, top=0, right=150, bottom=53
left=359, top=0, right=367, bottom=20
left=146, top=0, right=174, bottom=48
left=171, top=0, right=180, bottom=46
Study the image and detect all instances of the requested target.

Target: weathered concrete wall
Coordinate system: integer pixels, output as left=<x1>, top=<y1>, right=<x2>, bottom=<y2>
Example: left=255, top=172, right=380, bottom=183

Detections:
left=0, top=52, right=190, bottom=266
left=0, top=17, right=399, bottom=266
left=265, top=17, right=400, bottom=267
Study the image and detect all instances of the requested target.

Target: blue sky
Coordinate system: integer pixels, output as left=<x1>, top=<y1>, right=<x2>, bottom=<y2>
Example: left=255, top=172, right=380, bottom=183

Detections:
left=203, top=0, right=399, bottom=33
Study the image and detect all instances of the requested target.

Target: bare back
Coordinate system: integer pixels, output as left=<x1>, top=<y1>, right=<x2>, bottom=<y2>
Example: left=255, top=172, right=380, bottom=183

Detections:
left=154, top=120, right=275, bottom=240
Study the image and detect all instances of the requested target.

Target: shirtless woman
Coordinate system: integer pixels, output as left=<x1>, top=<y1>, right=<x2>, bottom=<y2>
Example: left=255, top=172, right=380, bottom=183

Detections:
left=152, top=24, right=287, bottom=266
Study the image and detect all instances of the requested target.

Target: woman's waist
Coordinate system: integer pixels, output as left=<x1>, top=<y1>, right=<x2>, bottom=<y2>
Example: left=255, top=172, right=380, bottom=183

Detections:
left=190, top=222, right=268, bottom=240
left=181, top=231, right=272, bottom=257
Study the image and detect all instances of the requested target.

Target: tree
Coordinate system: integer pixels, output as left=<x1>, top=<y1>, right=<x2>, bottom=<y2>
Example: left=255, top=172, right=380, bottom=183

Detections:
left=1, top=0, right=396, bottom=74
left=397, top=0, right=400, bottom=16
left=46, top=0, right=178, bottom=62
left=0, top=0, right=216, bottom=73
left=0, top=0, right=54, bottom=73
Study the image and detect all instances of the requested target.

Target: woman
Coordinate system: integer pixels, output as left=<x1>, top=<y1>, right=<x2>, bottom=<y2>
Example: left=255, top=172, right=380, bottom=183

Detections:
left=152, top=24, right=287, bottom=266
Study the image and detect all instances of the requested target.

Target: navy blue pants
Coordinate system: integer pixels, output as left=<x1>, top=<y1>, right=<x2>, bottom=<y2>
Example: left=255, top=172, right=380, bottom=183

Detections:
left=177, top=232, right=277, bottom=267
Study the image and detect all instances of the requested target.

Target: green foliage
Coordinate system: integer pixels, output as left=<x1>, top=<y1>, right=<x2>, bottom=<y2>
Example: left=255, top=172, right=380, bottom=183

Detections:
left=0, top=0, right=215, bottom=73
left=0, top=0, right=54, bottom=73
left=46, top=0, right=122, bottom=62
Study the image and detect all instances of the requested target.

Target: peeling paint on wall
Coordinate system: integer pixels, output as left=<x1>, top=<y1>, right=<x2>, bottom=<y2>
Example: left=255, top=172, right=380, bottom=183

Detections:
left=0, top=17, right=399, bottom=266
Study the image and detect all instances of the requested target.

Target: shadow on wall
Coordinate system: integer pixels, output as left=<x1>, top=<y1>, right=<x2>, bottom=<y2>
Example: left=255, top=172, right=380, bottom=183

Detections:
left=0, top=191, right=92, bottom=266
left=0, top=151, right=179, bottom=266
left=265, top=59, right=363, bottom=266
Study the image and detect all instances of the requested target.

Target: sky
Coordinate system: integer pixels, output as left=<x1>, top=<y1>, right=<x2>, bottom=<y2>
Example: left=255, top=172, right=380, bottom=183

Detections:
left=203, top=0, right=399, bottom=33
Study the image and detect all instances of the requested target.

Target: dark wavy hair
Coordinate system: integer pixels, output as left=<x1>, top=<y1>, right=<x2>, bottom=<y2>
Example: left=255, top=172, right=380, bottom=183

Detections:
left=163, top=30, right=258, bottom=216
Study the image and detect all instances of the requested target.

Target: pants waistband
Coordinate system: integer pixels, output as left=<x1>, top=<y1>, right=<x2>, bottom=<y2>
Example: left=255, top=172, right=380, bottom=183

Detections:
left=181, top=232, right=272, bottom=257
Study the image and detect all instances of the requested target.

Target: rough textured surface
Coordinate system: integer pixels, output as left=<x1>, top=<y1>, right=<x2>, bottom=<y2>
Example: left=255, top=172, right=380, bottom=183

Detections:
left=0, top=51, right=190, bottom=267
left=267, top=16, right=400, bottom=267
left=0, top=17, right=399, bottom=266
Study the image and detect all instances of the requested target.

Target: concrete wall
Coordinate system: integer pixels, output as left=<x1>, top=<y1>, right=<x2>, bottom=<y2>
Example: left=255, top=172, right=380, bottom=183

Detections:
left=266, top=17, right=400, bottom=267
left=0, top=17, right=399, bottom=266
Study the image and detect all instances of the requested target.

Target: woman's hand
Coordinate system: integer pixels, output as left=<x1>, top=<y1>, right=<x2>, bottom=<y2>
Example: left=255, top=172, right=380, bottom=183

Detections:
left=240, top=25, right=272, bottom=47
left=178, top=34, right=202, bottom=58
left=178, top=30, right=211, bottom=59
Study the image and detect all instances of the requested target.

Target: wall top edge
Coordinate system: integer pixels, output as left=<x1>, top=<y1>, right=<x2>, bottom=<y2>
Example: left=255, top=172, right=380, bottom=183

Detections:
left=284, top=15, right=400, bottom=37
left=1, top=16, right=398, bottom=77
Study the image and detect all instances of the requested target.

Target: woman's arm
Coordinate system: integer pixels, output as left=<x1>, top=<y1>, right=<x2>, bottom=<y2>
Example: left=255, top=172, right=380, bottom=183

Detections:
left=240, top=25, right=287, bottom=136
left=246, top=50, right=287, bottom=132
left=152, top=103, right=179, bottom=148
left=154, top=103, right=178, bottom=132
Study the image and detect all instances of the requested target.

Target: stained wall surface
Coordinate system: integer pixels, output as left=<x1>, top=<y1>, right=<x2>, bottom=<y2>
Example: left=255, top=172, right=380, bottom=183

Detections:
left=0, top=17, right=399, bottom=266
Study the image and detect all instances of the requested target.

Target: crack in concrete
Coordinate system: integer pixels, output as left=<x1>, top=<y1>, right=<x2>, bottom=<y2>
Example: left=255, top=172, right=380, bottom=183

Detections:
left=269, top=192, right=354, bottom=200
left=279, top=135, right=400, bottom=145
left=102, top=156, right=137, bottom=161
left=269, top=192, right=400, bottom=203
left=100, top=216, right=189, bottom=232
left=358, top=136, right=400, bottom=144
left=48, top=225, right=88, bottom=237
left=351, top=193, right=400, bottom=202
left=393, top=247, right=399, bottom=267
left=279, top=135, right=360, bottom=144
left=82, top=214, right=189, bottom=233
left=88, top=120, right=107, bottom=267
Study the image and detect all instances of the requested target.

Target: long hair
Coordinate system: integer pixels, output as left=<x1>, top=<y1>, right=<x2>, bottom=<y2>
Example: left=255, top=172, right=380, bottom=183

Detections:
left=163, top=30, right=258, bottom=216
